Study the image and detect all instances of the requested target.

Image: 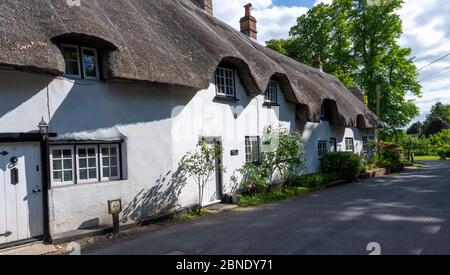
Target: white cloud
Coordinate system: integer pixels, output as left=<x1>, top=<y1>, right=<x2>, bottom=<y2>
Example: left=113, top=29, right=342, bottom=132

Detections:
left=399, top=0, right=450, bottom=123
left=212, top=0, right=308, bottom=43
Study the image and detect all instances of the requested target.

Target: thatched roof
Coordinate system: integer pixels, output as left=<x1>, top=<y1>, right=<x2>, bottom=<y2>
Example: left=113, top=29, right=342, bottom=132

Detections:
left=0, top=0, right=383, bottom=128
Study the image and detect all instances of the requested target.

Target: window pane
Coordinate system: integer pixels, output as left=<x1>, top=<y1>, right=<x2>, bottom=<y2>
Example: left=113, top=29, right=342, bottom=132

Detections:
left=88, top=148, right=96, bottom=156
left=65, top=61, right=79, bottom=76
left=88, top=158, right=96, bottom=168
left=111, top=157, right=118, bottom=166
left=79, top=169, right=87, bottom=180
left=79, top=159, right=87, bottom=169
left=63, top=47, right=78, bottom=60
left=111, top=168, right=118, bottom=177
left=103, top=168, right=110, bottom=178
left=53, top=150, right=62, bottom=159
left=63, top=159, right=72, bottom=169
left=53, top=160, right=62, bottom=170
left=64, top=171, right=73, bottom=182
left=78, top=149, right=87, bottom=157
left=102, top=148, right=109, bottom=155
left=102, top=157, right=110, bottom=166
left=82, top=49, right=95, bottom=63
left=110, top=147, right=117, bottom=155
left=53, top=171, right=62, bottom=182
left=63, top=149, right=72, bottom=157
left=89, top=169, right=97, bottom=179
left=84, top=63, right=97, bottom=77
left=83, top=49, right=97, bottom=78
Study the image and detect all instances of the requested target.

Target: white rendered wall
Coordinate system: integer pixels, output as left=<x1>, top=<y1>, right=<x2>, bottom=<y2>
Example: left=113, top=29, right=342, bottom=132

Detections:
left=301, top=121, right=375, bottom=174
left=0, top=69, right=372, bottom=234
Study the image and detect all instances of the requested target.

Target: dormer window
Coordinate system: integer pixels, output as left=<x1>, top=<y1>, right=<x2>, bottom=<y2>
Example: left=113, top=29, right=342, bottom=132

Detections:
left=61, top=44, right=99, bottom=80
left=265, top=80, right=278, bottom=104
left=215, top=67, right=235, bottom=98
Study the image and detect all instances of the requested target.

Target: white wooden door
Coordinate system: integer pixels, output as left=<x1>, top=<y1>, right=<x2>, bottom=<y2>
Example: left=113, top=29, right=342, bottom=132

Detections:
left=201, top=141, right=222, bottom=207
left=0, top=143, right=43, bottom=246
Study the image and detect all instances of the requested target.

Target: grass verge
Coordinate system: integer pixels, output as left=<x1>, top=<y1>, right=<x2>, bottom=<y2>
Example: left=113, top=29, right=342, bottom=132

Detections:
left=238, top=186, right=313, bottom=207
left=178, top=208, right=209, bottom=222
left=414, top=156, right=446, bottom=161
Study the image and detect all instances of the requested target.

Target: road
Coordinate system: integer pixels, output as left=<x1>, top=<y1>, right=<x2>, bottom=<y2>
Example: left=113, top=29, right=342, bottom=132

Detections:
left=84, top=161, right=450, bottom=255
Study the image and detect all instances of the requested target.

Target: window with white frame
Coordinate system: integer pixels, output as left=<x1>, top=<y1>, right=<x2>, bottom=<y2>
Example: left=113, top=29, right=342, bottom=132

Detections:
left=245, top=136, right=260, bottom=163
left=61, top=44, right=99, bottom=80
left=81, top=47, right=99, bottom=80
left=265, top=80, right=278, bottom=104
left=345, top=138, right=355, bottom=152
left=50, top=146, right=74, bottom=185
left=49, top=143, right=122, bottom=185
left=77, top=146, right=98, bottom=183
left=318, top=140, right=328, bottom=159
left=215, top=67, right=235, bottom=97
left=100, top=144, right=120, bottom=181
left=61, top=45, right=81, bottom=79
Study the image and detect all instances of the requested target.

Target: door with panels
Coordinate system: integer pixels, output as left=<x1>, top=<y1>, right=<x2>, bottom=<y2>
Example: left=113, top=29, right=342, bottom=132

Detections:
left=0, top=143, right=43, bottom=246
left=201, top=139, right=223, bottom=206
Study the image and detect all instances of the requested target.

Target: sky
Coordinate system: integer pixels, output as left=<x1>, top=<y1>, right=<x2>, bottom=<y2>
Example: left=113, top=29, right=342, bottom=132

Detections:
left=212, top=0, right=450, bottom=124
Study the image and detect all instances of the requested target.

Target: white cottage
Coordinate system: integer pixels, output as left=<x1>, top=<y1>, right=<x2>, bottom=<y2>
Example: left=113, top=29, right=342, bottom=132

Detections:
left=0, top=0, right=382, bottom=247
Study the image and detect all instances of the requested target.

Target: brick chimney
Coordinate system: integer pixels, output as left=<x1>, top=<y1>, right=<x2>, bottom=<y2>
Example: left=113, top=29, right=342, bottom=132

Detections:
left=313, top=52, right=323, bottom=71
left=192, top=0, right=213, bottom=16
left=240, top=4, right=257, bottom=40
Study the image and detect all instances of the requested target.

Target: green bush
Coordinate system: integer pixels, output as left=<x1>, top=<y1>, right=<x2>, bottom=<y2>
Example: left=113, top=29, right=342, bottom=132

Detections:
left=375, top=142, right=405, bottom=171
left=293, top=174, right=333, bottom=189
left=320, top=152, right=363, bottom=181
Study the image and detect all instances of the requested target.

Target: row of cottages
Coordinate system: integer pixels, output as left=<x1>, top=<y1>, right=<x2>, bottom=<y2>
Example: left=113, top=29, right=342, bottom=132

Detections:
left=0, top=0, right=382, bottom=247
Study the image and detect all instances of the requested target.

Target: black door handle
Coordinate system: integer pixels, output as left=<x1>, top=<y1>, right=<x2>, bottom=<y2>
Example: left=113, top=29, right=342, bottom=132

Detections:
left=32, top=187, right=42, bottom=193
left=11, top=168, right=19, bottom=185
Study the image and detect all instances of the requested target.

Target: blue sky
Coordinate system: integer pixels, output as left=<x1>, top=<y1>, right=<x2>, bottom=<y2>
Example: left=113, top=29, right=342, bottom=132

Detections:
left=273, top=0, right=315, bottom=7
left=214, top=0, right=450, bottom=124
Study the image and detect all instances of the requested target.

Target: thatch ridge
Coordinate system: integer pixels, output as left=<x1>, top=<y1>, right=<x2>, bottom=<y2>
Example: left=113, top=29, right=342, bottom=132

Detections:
left=0, top=0, right=382, bottom=128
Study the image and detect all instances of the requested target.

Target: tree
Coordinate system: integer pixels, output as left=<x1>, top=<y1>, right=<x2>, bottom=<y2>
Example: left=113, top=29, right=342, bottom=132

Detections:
left=179, top=141, right=223, bottom=213
left=239, top=126, right=305, bottom=192
left=261, top=126, right=306, bottom=188
left=429, top=130, right=450, bottom=160
left=266, top=0, right=421, bottom=129
left=426, top=102, right=450, bottom=124
left=423, top=118, right=450, bottom=137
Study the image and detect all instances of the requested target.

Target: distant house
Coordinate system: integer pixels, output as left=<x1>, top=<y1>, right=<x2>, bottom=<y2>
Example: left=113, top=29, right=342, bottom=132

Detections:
left=0, top=0, right=382, bottom=247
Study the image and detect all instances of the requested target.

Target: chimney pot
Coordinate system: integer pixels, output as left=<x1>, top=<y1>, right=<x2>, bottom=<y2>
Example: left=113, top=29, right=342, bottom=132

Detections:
left=240, top=3, right=257, bottom=40
left=244, top=3, right=252, bottom=17
left=192, top=0, right=213, bottom=16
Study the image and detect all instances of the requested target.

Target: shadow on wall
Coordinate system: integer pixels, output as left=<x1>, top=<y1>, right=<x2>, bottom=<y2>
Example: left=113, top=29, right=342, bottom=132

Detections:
left=121, top=166, right=188, bottom=223
left=0, top=71, right=52, bottom=125
left=50, top=80, right=198, bottom=134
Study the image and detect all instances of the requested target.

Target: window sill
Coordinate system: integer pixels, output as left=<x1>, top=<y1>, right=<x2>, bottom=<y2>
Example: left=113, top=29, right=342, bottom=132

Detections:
left=214, top=95, right=239, bottom=102
left=61, top=76, right=101, bottom=83
left=51, top=179, right=128, bottom=190
left=263, top=102, right=280, bottom=107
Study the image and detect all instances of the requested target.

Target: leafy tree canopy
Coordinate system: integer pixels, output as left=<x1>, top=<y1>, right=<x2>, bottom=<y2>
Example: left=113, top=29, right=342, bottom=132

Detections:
left=426, top=102, right=450, bottom=124
left=266, top=0, right=421, bottom=129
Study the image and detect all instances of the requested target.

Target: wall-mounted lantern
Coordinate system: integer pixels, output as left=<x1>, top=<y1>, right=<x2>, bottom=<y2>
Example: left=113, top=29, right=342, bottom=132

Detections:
left=37, top=117, right=49, bottom=136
